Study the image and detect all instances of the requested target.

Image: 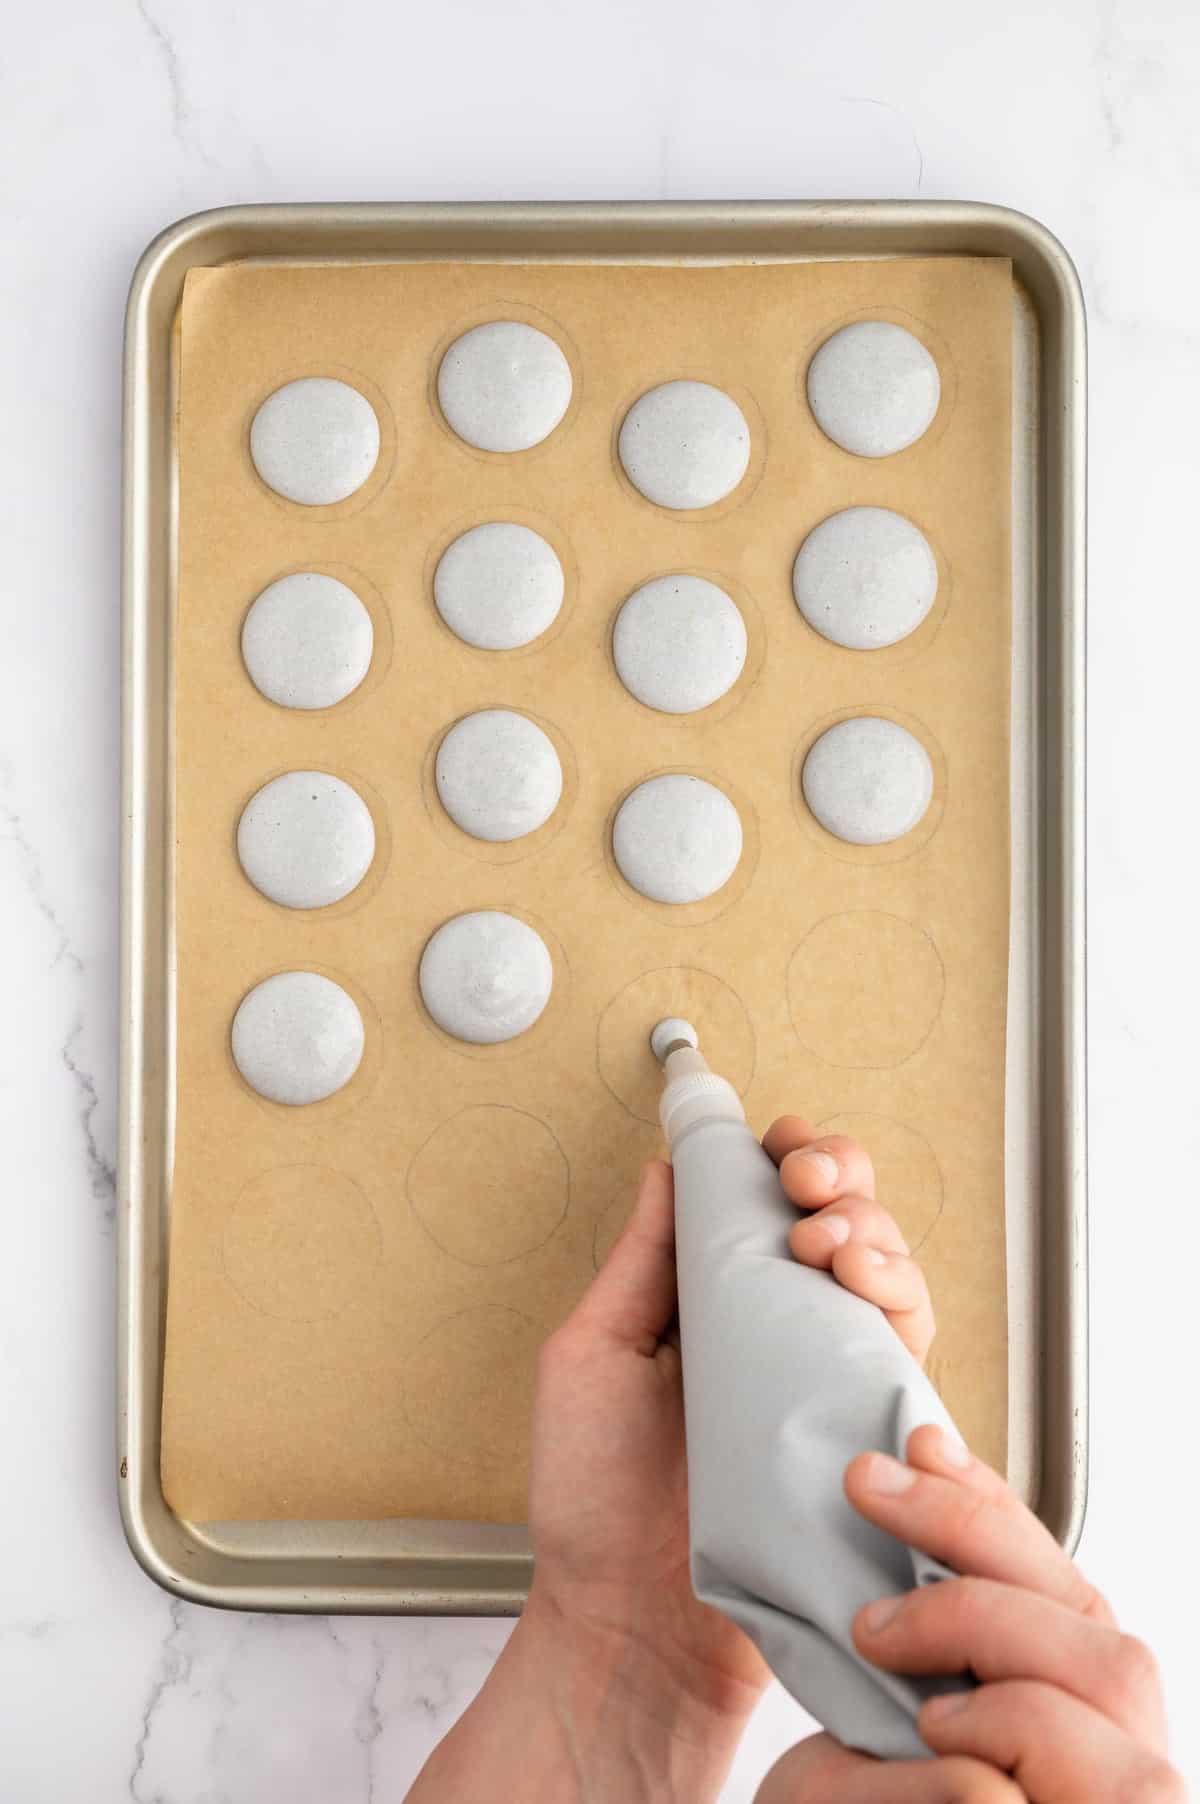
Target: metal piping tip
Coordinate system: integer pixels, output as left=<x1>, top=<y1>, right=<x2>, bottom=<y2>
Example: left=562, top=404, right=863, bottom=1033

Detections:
left=650, top=1016, right=700, bottom=1064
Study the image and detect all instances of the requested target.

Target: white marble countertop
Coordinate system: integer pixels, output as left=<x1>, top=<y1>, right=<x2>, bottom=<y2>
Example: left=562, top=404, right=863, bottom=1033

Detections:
left=2, top=0, right=1197, bottom=1796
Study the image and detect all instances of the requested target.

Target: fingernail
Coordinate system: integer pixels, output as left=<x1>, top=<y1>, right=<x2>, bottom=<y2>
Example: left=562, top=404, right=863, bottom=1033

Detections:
left=812, top=1212, right=850, bottom=1246
left=861, top=1594, right=906, bottom=1633
left=863, top=1246, right=887, bottom=1267
left=794, top=1149, right=840, bottom=1187
left=936, top=1428, right=971, bottom=1469
left=865, top=1454, right=918, bottom=1494
left=923, top=1690, right=971, bottom=1722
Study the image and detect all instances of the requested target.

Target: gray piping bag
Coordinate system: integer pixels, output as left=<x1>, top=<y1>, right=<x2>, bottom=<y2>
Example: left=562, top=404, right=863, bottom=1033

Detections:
left=656, top=1022, right=975, bottom=1760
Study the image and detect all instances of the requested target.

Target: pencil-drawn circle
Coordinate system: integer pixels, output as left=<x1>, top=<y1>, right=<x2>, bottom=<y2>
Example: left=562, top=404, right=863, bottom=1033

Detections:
left=223, top=1165, right=381, bottom=1322
left=618, top=381, right=751, bottom=510
left=612, top=574, right=748, bottom=714
left=788, top=912, right=945, bottom=1069
left=604, top=767, right=760, bottom=926
left=791, top=706, right=946, bottom=867
left=402, top=1306, right=541, bottom=1467
left=408, top=1104, right=568, bottom=1267
left=433, top=521, right=565, bottom=650
left=802, top=717, right=934, bottom=846
left=792, top=507, right=938, bottom=650
left=612, top=774, right=743, bottom=905
left=815, top=1112, right=945, bottom=1253
left=606, top=567, right=767, bottom=730
left=418, top=910, right=553, bottom=1045
left=231, top=971, right=365, bottom=1105
left=420, top=707, right=578, bottom=868
left=250, top=376, right=380, bottom=504
left=598, top=965, right=755, bottom=1124
left=806, top=320, right=941, bottom=458
left=241, top=571, right=374, bottom=709
left=437, top=321, right=572, bottom=453
left=237, top=770, right=376, bottom=909
left=435, top=709, right=563, bottom=842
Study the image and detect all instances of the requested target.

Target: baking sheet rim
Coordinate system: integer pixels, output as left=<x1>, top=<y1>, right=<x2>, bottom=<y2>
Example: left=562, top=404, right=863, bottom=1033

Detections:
left=119, top=198, right=1087, bottom=1613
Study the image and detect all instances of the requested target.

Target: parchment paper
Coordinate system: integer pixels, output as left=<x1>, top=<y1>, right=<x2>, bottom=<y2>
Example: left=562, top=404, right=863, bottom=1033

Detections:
left=163, top=255, right=1012, bottom=1521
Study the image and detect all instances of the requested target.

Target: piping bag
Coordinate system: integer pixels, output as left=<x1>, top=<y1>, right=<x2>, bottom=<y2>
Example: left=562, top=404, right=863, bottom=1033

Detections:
left=652, top=1018, right=975, bottom=1760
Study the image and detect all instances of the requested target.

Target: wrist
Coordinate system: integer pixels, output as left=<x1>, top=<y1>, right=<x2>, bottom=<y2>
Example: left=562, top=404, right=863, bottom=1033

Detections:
left=516, top=1579, right=753, bottom=1799
left=409, top=1581, right=751, bottom=1804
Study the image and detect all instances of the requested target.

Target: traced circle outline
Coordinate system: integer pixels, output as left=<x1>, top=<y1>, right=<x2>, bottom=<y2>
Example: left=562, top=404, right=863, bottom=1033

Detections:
left=242, top=361, right=398, bottom=519
left=427, top=299, right=584, bottom=463
left=405, top=1102, right=570, bottom=1269
left=787, top=909, right=946, bottom=1070
left=815, top=1109, right=945, bottom=1254
left=222, top=1163, right=383, bottom=1323
left=791, top=703, right=948, bottom=868
left=603, top=766, right=761, bottom=927
left=596, top=962, right=757, bottom=1124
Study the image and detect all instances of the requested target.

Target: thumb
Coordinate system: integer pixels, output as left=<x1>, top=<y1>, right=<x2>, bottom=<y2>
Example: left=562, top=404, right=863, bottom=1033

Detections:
left=573, top=1160, right=677, bottom=1350
left=756, top=1733, right=1023, bottom=1802
left=756, top=1734, right=871, bottom=1801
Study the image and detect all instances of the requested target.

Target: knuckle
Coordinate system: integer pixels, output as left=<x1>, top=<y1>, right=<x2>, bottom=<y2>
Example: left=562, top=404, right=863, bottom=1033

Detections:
left=949, top=1481, right=996, bottom=1546
left=1108, top=1633, right=1162, bottom=1708
left=944, top=1574, right=996, bottom=1627
left=924, top=1576, right=1005, bottom=1652
left=1074, top=1574, right=1118, bottom=1624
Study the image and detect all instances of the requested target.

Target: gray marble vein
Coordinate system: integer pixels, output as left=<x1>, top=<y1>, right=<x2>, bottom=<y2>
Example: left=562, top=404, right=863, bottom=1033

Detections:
left=1, top=799, right=116, bottom=1221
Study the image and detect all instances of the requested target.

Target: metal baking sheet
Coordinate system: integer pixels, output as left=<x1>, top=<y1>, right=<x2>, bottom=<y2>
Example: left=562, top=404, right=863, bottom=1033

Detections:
left=119, top=200, right=1087, bottom=1613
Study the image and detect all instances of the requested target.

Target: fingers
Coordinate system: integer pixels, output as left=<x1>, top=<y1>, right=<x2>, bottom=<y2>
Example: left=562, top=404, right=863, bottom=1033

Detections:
left=762, top=1117, right=935, bottom=1359
left=854, top=1576, right=1167, bottom=1747
left=789, top=1194, right=908, bottom=1264
left=755, top=1732, right=1022, bottom=1803
left=787, top=1193, right=934, bottom=1361
left=829, top=1244, right=937, bottom=1364
left=919, top=1680, right=1185, bottom=1804
left=767, top=1121, right=877, bottom=1207
left=845, top=1425, right=1115, bottom=1622
left=571, top=1161, right=677, bottom=1354
left=762, top=1114, right=819, bottom=1166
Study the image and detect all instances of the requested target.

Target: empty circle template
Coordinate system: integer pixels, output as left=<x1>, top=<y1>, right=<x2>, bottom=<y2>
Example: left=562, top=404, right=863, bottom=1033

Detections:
left=232, top=971, right=365, bottom=1105
left=242, top=571, right=375, bottom=709
left=802, top=717, right=934, bottom=845
left=793, top=507, right=938, bottom=650
left=618, top=380, right=751, bottom=510
left=437, top=321, right=573, bottom=453
left=237, top=771, right=376, bottom=909
left=408, top=1106, right=568, bottom=1266
left=806, top=321, right=941, bottom=458
left=434, top=522, right=564, bottom=650
left=420, top=910, right=554, bottom=1044
left=249, top=377, right=381, bottom=505
left=613, top=774, right=743, bottom=904
left=613, top=575, right=748, bottom=713
left=436, top=710, right=563, bottom=842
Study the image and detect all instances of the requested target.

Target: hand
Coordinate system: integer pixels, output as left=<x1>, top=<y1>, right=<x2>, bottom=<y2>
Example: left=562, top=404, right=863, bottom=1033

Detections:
left=757, top=1426, right=1183, bottom=1802
left=412, top=1121, right=936, bottom=1803
left=523, top=1121, right=934, bottom=1797
left=526, top=1157, right=769, bottom=1786
left=764, top=1115, right=936, bottom=1364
